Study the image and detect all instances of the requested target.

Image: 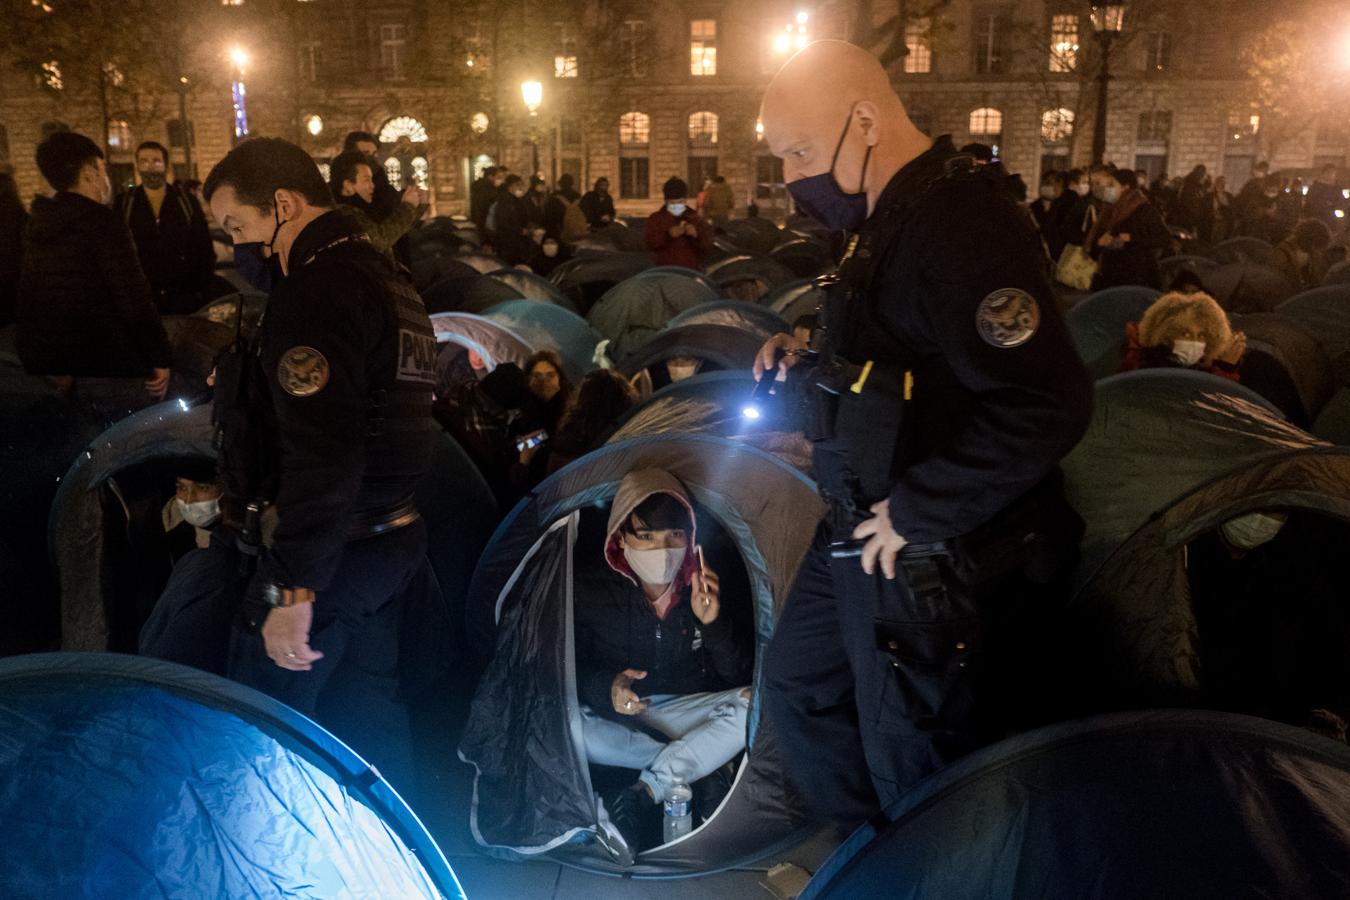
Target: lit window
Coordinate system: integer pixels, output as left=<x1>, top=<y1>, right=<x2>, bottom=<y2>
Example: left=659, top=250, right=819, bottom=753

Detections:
left=378, top=116, right=428, bottom=144
left=688, top=111, right=718, bottom=146
left=107, top=119, right=131, bottom=150
left=379, top=23, right=407, bottom=81
left=904, top=18, right=932, bottom=73
left=1049, top=14, right=1079, bottom=73
left=221, top=0, right=244, bottom=5
left=41, top=60, right=62, bottom=91
left=621, top=20, right=648, bottom=78
left=470, top=112, right=490, bottom=135
left=316, top=162, right=331, bottom=182
left=555, top=22, right=578, bottom=78
left=969, top=107, right=1003, bottom=137
left=384, top=157, right=402, bottom=189
left=103, top=62, right=125, bottom=87
left=1227, top=110, right=1259, bottom=143
left=690, top=19, right=717, bottom=76
left=619, top=111, right=650, bottom=146
left=411, top=156, right=429, bottom=190
left=1041, top=108, right=1074, bottom=143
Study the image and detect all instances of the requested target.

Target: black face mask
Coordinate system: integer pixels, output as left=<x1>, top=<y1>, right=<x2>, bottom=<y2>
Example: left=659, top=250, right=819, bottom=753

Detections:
left=139, top=171, right=167, bottom=190
left=233, top=242, right=281, bottom=294
left=265, top=205, right=289, bottom=255
left=786, top=105, right=873, bottom=232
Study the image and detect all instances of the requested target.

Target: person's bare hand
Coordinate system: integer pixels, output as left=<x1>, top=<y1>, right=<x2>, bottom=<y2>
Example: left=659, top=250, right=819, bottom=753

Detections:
left=401, top=186, right=424, bottom=206
left=611, top=669, right=648, bottom=715
left=518, top=429, right=546, bottom=465
left=145, top=367, right=170, bottom=401
left=1096, top=233, right=1115, bottom=248
left=261, top=593, right=322, bottom=671
left=852, top=500, right=908, bottom=580
left=668, top=224, right=685, bottom=239
left=690, top=562, right=720, bottom=625
left=753, top=333, right=809, bottom=380
left=1117, top=233, right=1132, bottom=243
left=1217, top=331, right=1247, bottom=365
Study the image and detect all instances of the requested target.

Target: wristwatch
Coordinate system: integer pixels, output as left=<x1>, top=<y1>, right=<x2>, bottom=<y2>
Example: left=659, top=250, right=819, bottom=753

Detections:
left=262, top=583, right=314, bottom=608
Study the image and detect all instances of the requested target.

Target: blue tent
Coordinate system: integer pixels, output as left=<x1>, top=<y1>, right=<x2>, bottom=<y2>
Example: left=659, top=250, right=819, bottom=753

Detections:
left=1064, top=285, right=1161, bottom=379
left=800, top=710, right=1350, bottom=900
left=0, top=653, right=464, bottom=899
left=485, top=268, right=577, bottom=312
left=666, top=300, right=788, bottom=340
left=483, top=300, right=603, bottom=382
left=588, top=270, right=720, bottom=360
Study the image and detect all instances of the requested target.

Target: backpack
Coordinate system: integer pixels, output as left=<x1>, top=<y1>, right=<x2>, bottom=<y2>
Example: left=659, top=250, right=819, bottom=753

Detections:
left=561, top=197, right=588, bottom=242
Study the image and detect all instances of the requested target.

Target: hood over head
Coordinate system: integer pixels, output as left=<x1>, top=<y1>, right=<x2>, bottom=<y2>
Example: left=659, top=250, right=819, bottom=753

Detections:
left=604, top=468, right=699, bottom=591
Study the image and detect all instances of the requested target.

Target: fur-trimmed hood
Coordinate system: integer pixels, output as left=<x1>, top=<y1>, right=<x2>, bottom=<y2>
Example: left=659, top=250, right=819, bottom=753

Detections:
left=603, top=468, right=699, bottom=592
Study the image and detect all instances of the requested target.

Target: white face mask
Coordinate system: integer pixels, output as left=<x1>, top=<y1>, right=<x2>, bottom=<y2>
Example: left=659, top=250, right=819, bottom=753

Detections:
left=1171, top=339, right=1207, bottom=366
left=1102, top=186, right=1121, bottom=204
left=1039, top=185, right=1058, bottom=201
left=177, top=497, right=221, bottom=529
left=667, top=363, right=699, bottom=381
left=666, top=203, right=687, bottom=217
left=1220, top=512, right=1286, bottom=551
left=623, top=545, right=686, bottom=586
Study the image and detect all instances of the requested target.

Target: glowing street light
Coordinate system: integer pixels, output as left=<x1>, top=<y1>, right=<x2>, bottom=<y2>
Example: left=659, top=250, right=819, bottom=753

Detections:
left=770, top=13, right=811, bottom=57
left=521, top=80, right=543, bottom=116
left=228, top=45, right=251, bottom=145
left=305, top=114, right=323, bottom=137
left=228, top=46, right=250, bottom=72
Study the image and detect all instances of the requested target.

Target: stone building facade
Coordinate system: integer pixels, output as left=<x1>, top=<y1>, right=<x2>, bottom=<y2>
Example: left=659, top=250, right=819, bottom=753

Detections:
left=1, top=0, right=1345, bottom=218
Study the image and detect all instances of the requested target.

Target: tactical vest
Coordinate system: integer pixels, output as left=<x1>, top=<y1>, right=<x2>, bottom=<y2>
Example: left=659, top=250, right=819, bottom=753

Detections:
left=807, top=151, right=990, bottom=513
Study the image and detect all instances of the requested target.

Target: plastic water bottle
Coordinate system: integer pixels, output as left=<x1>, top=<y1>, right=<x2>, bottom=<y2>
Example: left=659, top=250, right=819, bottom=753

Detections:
left=662, top=784, right=693, bottom=842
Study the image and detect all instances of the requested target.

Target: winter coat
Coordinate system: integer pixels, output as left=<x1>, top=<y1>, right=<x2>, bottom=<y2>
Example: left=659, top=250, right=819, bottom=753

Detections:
left=543, top=188, right=583, bottom=241
left=1089, top=195, right=1170, bottom=290
left=16, top=192, right=171, bottom=377
left=112, top=183, right=215, bottom=315
left=1029, top=192, right=1077, bottom=261
left=702, top=181, right=735, bottom=224
left=1121, top=321, right=1240, bottom=382
left=644, top=206, right=714, bottom=270
left=574, top=469, right=752, bottom=716
left=488, top=192, right=533, bottom=265
left=334, top=194, right=425, bottom=256
left=579, top=187, right=615, bottom=228
left=0, top=198, right=25, bottom=328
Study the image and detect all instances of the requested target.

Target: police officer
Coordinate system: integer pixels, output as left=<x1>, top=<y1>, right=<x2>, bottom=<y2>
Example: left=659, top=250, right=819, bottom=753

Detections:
left=202, top=138, right=440, bottom=789
left=755, top=42, right=1092, bottom=828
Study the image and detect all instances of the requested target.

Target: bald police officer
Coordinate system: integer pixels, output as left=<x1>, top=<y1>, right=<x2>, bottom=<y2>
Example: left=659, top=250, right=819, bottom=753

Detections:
left=204, top=138, right=439, bottom=789
left=755, top=42, right=1092, bottom=827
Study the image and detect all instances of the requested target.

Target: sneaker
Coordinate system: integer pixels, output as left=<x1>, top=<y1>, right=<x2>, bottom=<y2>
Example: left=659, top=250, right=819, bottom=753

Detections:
left=602, top=782, right=656, bottom=858
left=693, top=761, right=736, bottom=826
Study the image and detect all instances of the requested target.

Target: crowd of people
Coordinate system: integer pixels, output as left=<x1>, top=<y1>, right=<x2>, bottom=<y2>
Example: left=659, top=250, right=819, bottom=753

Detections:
left=2, top=35, right=1349, bottom=877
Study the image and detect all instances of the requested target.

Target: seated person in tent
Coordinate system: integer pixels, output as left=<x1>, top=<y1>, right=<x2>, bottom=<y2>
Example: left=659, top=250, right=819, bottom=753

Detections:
left=574, top=471, right=753, bottom=851
left=664, top=355, right=703, bottom=383
left=1122, top=290, right=1246, bottom=381
left=160, top=458, right=224, bottom=562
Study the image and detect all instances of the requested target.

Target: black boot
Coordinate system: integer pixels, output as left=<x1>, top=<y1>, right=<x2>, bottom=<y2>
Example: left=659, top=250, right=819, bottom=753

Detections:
left=601, top=782, right=657, bottom=859
left=693, top=761, right=737, bottom=826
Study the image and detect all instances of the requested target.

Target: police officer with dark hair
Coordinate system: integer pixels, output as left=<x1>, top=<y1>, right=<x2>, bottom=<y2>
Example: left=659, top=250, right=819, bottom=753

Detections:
left=755, top=42, right=1092, bottom=829
left=201, top=137, right=440, bottom=789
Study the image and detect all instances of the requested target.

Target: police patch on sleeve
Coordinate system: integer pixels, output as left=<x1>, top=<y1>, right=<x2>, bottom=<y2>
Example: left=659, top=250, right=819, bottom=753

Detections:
left=277, top=346, right=330, bottom=397
left=976, top=288, right=1040, bottom=348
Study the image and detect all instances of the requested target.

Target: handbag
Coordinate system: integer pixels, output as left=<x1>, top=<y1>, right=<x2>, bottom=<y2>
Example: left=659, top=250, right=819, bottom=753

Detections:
left=1055, top=243, right=1098, bottom=290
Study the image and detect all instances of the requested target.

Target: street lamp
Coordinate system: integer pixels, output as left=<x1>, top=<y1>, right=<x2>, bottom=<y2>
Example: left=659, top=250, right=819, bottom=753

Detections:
left=521, top=80, right=543, bottom=176
left=770, top=11, right=811, bottom=59
left=1089, top=2, right=1127, bottom=165
left=228, top=45, right=251, bottom=145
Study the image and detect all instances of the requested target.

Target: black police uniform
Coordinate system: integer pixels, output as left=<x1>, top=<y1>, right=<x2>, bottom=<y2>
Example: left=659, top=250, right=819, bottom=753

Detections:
left=219, top=210, right=440, bottom=790
left=761, top=136, right=1093, bottom=827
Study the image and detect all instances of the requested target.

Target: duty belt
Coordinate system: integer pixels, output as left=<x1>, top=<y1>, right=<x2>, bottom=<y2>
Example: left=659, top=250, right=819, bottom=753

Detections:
left=346, top=494, right=420, bottom=540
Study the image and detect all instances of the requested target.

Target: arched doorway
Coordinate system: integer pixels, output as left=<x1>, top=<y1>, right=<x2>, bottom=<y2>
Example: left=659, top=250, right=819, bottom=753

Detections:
left=376, top=115, right=431, bottom=208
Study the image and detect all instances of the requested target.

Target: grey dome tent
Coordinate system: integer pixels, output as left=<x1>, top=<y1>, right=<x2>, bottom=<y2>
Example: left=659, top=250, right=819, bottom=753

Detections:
left=422, top=274, right=522, bottom=315
left=615, top=325, right=765, bottom=385
left=550, top=252, right=655, bottom=311
left=1325, top=259, right=1350, bottom=286
left=666, top=300, right=789, bottom=340
left=608, top=370, right=812, bottom=473
left=194, top=291, right=267, bottom=339
left=1229, top=312, right=1335, bottom=428
left=1205, top=235, right=1282, bottom=267
left=458, top=434, right=823, bottom=875
left=799, top=710, right=1350, bottom=900
left=636, top=265, right=721, bottom=296
left=1276, top=286, right=1350, bottom=443
left=456, top=252, right=503, bottom=275
left=485, top=268, right=576, bottom=312
left=720, top=218, right=785, bottom=255
left=411, top=255, right=482, bottom=294
left=1062, top=369, right=1305, bottom=589
left=1069, top=445, right=1350, bottom=718
left=1158, top=253, right=1219, bottom=286
left=48, top=400, right=496, bottom=652
left=430, top=312, right=534, bottom=398
left=704, top=255, right=797, bottom=301
left=0, top=652, right=463, bottom=899
left=769, top=239, right=832, bottom=279
left=588, top=269, right=721, bottom=360
left=482, top=300, right=602, bottom=382
left=1202, top=261, right=1296, bottom=313
left=573, top=222, right=647, bottom=253
left=763, top=278, right=825, bottom=327
left=1064, top=285, right=1161, bottom=380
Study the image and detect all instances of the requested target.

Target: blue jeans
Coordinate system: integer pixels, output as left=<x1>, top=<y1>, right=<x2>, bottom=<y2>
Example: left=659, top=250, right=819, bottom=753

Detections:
left=580, top=687, right=749, bottom=803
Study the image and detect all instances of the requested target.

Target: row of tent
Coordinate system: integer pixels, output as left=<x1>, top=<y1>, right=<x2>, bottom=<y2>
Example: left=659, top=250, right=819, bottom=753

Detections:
left=9, top=362, right=1350, bottom=886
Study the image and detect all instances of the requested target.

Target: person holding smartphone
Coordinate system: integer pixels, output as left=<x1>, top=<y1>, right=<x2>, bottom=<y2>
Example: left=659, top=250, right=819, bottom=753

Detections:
left=644, top=177, right=714, bottom=270
left=573, top=470, right=752, bottom=859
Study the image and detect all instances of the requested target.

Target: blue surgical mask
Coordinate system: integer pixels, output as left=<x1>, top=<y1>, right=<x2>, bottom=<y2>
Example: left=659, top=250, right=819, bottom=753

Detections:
left=666, top=203, right=687, bottom=217
left=786, top=105, right=873, bottom=232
